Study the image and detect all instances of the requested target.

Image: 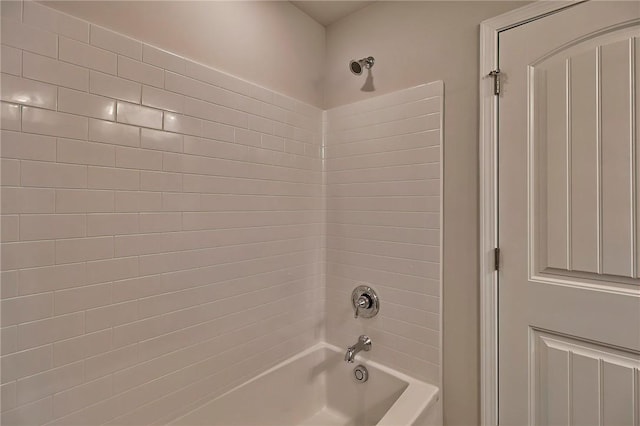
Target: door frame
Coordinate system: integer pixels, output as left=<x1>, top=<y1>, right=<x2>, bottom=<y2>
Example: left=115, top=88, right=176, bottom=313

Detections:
left=478, top=2, right=585, bottom=425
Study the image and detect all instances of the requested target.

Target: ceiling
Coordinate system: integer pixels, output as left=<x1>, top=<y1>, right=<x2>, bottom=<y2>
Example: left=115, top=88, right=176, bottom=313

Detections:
left=290, top=1, right=374, bottom=26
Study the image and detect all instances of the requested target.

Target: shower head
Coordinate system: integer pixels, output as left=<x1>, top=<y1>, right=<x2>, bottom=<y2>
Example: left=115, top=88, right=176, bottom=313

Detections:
left=349, top=57, right=375, bottom=75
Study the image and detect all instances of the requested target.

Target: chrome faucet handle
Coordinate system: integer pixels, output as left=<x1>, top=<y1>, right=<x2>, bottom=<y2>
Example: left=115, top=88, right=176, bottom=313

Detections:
left=354, top=295, right=370, bottom=319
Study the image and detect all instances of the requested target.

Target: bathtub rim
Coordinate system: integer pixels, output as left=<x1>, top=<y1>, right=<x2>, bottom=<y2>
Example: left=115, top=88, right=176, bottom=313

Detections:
left=171, top=341, right=440, bottom=426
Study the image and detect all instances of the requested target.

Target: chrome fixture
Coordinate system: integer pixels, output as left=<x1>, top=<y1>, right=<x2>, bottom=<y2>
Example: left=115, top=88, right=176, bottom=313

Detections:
left=353, top=365, right=369, bottom=383
left=352, top=285, right=379, bottom=319
left=345, top=335, right=372, bottom=363
left=350, top=56, right=375, bottom=75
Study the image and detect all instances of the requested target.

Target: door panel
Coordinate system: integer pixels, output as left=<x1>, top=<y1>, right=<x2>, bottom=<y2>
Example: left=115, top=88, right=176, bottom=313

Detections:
left=534, top=27, right=640, bottom=283
left=498, top=2, right=640, bottom=424
left=533, top=330, right=639, bottom=426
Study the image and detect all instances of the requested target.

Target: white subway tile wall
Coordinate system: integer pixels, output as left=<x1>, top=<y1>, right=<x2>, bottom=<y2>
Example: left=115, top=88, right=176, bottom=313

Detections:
left=0, top=1, right=324, bottom=425
left=324, top=82, right=443, bottom=384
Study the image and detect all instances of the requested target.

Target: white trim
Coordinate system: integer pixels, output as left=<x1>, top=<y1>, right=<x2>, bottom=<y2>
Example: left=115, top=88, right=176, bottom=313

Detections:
left=478, top=2, right=585, bottom=425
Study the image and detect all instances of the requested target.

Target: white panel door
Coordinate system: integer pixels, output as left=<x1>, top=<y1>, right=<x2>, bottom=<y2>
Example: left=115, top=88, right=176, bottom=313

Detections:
left=498, top=2, right=640, bottom=424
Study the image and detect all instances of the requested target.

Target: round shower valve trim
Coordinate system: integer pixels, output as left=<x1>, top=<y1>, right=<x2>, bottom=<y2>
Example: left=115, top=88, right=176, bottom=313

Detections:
left=351, top=285, right=379, bottom=319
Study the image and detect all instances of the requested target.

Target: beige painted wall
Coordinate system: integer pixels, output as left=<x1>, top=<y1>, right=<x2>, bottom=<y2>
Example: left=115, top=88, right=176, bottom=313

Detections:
left=44, top=1, right=326, bottom=107
left=324, top=2, right=526, bottom=424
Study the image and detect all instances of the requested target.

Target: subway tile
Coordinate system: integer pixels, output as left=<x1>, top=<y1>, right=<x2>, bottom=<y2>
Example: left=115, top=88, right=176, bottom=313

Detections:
left=23, top=51, right=89, bottom=91
left=115, top=146, right=163, bottom=171
left=1, top=396, right=53, bottom=426
left=16, top=361, right=83, bottom=405
left=272, top=92, right=297, bottom=111
left=140, top=170, right=182, bottom=192
left=183, top=136, right=247, bottom=161
left=234, top=93, right=262, bottom=116
left=88, top=118, right=140, bottom=147
left=117, top=101, right=162, bottom=129
left=17, top=262, right=86, bottom=296
left=54, top=282, right=111, bottom=315
left=110, top=275, right=161, bottom=303
left=114, top=191, right=162, bottom=213
left=85, top=301, right=137, bottom=332
left=59, top=36, right=117, bottom=74
left=142, top=44, right=186, bottom=74
left=165, top=71, right=241, bottom=110
left=260, top=102, right=287, bottom=122
left=234, top=128, right=261, bottom=147
left=141, top=85, right=184, bottom=113
left=0, top=0, right=22, bottom=21
left=86, top=256, right=138, bottom=285
left=1, top=292, right=53, bottom=326
left=23, top=1, right=89, bottom=42
left=1, top=130, right=56, bottom=161
left=17, top=312, right=84, bottom=351
left=261, top=134, right=284, bottom=151
left=0, top=11, right=338, bottom=424
left=90, top=70, right=141, bottom=103
left=1, top=102, right=21, bottom=131
left=1, top=187, right=55, bottom=214
left=55, top=189, right=114, bottom=213
left=1, top=270, right=19, bottom=299
left=141, top=128, right=183, bottom=153
left=1, top=73, right=57, bottom=109
left=58, top=87, right=116, bottom=121
left=87, top=213, right=139, bottom=237
left=163, top=112, right=201, bottom=136
left=118, top=56, right=163, bottom=88
left=19, top=214, right=86, bottom=241
left=249, top=84, right=273, bottom=104
left=1, top=18, right=57, bottom=58
left=1, top=45, right=22, bottom=75
left=1, top=214, right=19, bottom=242
left=53, top=376, right=112, bottom=419
left=161, top=192, right=200, bottom=211
left=183, top=97, right=247, bottom=128
left=57, top=138, right=115, bottom=167
left=22, top=107, right=88, bottom=140
left=1, top=345, right=52, bottom=382
left=248, top=115, right=274, bottom=134
left=84, top=344, right=138, bottom=381
left=1, top=382, right=16, bottom=411
left=139, top=212, right=181, bottom=233
left=0, top=206, right=19, bottom=238
left=1, top=325, right=18, bottom=356
left=87, top=166, right=139, bottom=190
left=202, top=120, right=234, bottom=143
left=2, top=158, right=20, bottom=187
left=284, top=139, right=306, bottom=156
left=21, top=160, right=87, bottom=189
left=1, top=240, right=55, bottom=270
left=184, top=61, right=252, bottom=96
left=53, top=329, right=111, bottom=367
left=90, top=25, right=142, bottom=60
left=55, top=236, right=114, bottom=264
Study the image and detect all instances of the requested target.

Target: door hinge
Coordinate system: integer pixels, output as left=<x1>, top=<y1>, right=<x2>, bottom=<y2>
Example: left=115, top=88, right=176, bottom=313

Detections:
left=494, top=247, right=500, bottom=271
left=489, top=69, right=501, bottom=95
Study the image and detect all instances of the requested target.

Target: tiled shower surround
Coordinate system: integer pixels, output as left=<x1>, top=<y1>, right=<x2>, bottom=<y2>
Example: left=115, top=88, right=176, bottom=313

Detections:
left=0, top=2, right=441, bottom=425
left=325, top=83, right=442, bottom=384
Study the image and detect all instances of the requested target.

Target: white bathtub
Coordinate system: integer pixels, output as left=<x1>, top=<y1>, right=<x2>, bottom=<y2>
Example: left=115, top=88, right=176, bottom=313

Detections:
left=170, top=342, right=441, bottom=426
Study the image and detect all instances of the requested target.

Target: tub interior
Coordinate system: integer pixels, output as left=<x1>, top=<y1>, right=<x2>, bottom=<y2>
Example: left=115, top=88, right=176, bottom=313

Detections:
left=171, top=346, right=409, bottom=426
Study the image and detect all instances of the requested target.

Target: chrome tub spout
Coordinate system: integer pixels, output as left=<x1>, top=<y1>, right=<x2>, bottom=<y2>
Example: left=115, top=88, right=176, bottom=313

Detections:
left=344, top=335, right=371, bottom=363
